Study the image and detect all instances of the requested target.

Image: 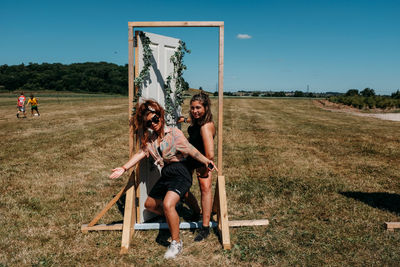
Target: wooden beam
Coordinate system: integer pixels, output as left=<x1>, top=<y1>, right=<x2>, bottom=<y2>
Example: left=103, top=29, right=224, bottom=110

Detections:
left=134, top=30, right=141, bottom=224
left=217, top=25, right=224, bottom=175
left=81, top=219, right=269, bottom=232
left=82, top=223, right=123, bottom=231
left=120, top=174, right=137, bottom=254
left=385, top=222, right=400, bottom=231
left=86, top=183, right=131, bottom=228
left=128, top=26, right=134, bottom=156
left=217, top=175, right=231, bottom=249
left=229, top=219, right=269, bottom=227
left=128, top=21, right=223, bottom=27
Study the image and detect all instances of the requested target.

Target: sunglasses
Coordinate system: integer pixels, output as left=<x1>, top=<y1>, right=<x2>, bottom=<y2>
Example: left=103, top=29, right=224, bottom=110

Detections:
left=145, top=114, right=160, bottom=128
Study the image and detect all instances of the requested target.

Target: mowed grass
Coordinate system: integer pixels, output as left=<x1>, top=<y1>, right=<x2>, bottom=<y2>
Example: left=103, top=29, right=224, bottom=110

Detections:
left=1, top=96, right=399, bottom=266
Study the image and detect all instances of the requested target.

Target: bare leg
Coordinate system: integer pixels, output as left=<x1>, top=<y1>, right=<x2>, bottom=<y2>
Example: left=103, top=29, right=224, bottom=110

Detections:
left=144, top=197, right=164, bottom=216
left=163, top=191, right=181, bottom=242
left=198, top=173, right=213, bottom=227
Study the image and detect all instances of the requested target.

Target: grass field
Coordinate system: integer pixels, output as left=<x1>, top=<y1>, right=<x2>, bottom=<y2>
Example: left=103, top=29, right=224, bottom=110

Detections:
left=1, top=95, right=399, bottom=266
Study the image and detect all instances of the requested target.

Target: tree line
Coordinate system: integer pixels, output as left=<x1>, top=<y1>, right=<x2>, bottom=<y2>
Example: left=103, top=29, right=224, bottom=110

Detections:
left=329, top=88, right=400, bottom=109
left=0, top=62, right=128, bottom=94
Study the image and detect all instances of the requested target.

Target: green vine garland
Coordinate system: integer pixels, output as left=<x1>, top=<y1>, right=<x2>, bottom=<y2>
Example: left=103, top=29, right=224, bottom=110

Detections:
left=132, top=32, right=190, bottom=123
left=132, top=32, right=152, bottom=116
left=164, top=40, right=191, bottom=122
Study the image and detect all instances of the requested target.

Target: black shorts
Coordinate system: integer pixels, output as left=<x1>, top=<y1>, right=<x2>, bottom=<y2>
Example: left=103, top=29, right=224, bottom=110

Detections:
left=31, top=106, right=38, bottom=111
left=148, top=162, right=192, bottom=200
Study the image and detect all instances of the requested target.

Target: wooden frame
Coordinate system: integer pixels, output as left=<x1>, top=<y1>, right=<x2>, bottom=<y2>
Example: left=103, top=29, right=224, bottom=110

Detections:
left=82, top=21, right=268, bottom=254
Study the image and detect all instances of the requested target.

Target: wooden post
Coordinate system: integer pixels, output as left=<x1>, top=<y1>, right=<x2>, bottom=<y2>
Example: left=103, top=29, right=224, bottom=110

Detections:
left=120, top=26, right=137, bottom=254
left=134, top=30, right=141, bottom=224
left=217, top=29, right=224, bottom=174
left=216, top=24, right=231, bottom=250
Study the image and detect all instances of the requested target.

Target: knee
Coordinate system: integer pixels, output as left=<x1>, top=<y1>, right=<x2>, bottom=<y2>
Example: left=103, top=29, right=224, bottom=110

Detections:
left=163, top=199, right=176, bottom=213
left=199, top=182, right=212, bottom=194
left=144, top=198, right=155, bottom=210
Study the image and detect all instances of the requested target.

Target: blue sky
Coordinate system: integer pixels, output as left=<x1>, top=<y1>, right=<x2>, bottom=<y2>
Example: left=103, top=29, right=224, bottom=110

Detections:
left=1, top=0, right=399, bottom=94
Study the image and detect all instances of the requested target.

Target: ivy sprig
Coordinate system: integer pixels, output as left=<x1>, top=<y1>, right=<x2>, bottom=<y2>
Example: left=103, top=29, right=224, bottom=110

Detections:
left=164, top=40, right=191, bottom=121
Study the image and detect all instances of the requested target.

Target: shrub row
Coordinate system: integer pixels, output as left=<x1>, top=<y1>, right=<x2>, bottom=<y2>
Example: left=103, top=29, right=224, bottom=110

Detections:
left=329, top=95, right=400, bottom=109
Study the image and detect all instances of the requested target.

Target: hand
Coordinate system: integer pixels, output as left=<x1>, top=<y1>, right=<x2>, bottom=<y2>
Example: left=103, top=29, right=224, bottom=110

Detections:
left=206, top=161, right=218, bottom=172
left=109, top=167, right=125, bottom=179
left=177, top=116, right=185, bottom=123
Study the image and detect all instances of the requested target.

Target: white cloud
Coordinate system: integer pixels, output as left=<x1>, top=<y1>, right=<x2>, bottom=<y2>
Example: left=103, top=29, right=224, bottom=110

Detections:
left=236, top=34, right=252, bottom=39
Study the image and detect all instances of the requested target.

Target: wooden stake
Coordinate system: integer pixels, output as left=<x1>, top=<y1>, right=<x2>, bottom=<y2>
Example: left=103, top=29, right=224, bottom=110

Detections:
left=120, top=173, right=136, bottom=254
left=217, top=176, right=231, bottom=250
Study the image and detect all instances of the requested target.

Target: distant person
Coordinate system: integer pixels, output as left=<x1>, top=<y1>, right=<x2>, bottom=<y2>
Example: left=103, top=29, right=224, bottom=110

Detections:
left=27, top=94, right=40, bottom=116
left=16, top=92, right=27, bottom=118
left=109, top=99, right=217, bottom=259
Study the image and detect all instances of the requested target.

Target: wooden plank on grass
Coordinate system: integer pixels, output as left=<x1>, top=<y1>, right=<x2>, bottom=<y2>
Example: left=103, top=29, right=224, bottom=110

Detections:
left=82, top=220, right=269, bottom=232
left=82, top=223, right=123, bottom=231
left=229, top=219, right=269, bottom=227
left=385, top=222, right=400, bottom=231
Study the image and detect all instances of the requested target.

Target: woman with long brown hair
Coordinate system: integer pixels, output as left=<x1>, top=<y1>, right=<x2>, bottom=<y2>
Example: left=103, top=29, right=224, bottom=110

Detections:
left=109, top=99, right=217, bottom=259
left=183, top=92, right=216, bottom=242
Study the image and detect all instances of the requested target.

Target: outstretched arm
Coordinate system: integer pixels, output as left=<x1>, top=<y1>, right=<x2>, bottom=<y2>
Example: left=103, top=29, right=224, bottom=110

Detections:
left=109, top=150, right=147, bottom=179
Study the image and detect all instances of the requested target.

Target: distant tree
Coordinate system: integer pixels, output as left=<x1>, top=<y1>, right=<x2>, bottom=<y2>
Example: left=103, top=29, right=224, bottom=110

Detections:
left=345, top=89, right=359, bottom=96
left=199, top=86, right=203, bottom=91
left=252, top=92, right=260, bottom=97
left=360, top=88, right=375, bottom=97
left=213, top=91, right=218, bottom=96
left=391, top=90, right=400, bottom=99
left=0, top=62, right=128, bottom=94
left=273, top=91, right=286, bottom=97
left=294, top=90, right=304, bottom=97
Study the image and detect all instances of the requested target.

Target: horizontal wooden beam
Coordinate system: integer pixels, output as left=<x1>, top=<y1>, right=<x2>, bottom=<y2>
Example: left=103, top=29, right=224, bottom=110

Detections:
left=385, top=222, right=400, bottom=231
left=228, top=219, right=269, bottom=227
left=128, top=21, right=223, bottom=28
left=81, top=219, right=269, bottom=232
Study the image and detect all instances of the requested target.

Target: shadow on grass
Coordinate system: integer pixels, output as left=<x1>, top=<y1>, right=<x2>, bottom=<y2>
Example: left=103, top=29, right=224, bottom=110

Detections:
left=340, top=191, right=400, bottom=215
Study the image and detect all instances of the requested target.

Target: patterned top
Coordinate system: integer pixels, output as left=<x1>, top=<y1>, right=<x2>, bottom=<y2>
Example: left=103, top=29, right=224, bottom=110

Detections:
left=17, top=95, right=26, bottom=107
left=143, top=126, right=194, bottom=167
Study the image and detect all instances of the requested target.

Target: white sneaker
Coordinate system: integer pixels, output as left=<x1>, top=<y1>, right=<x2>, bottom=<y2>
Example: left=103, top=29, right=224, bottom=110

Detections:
left=164, top=240, right=183, bottom=259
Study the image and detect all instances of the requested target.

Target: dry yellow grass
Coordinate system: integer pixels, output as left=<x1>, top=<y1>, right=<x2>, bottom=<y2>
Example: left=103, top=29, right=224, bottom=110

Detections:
left=0, top=95, right=399, bottom=266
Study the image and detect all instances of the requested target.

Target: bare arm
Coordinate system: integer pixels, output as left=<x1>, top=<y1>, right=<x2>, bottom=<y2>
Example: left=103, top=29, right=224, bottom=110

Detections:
left=109, top=150, right=147, bottom=179
left=200, top=122, right=215, bottom=160
left=187, top=143, right=218, bottom=172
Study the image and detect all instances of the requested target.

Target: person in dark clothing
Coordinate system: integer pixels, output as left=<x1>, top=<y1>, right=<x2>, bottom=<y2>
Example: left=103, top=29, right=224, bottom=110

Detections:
left=182, top=92, right=216, bottom=241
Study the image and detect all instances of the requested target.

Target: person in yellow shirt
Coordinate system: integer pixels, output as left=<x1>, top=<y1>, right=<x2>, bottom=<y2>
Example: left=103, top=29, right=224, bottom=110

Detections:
left=27, top=94, right=40, bottom=116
